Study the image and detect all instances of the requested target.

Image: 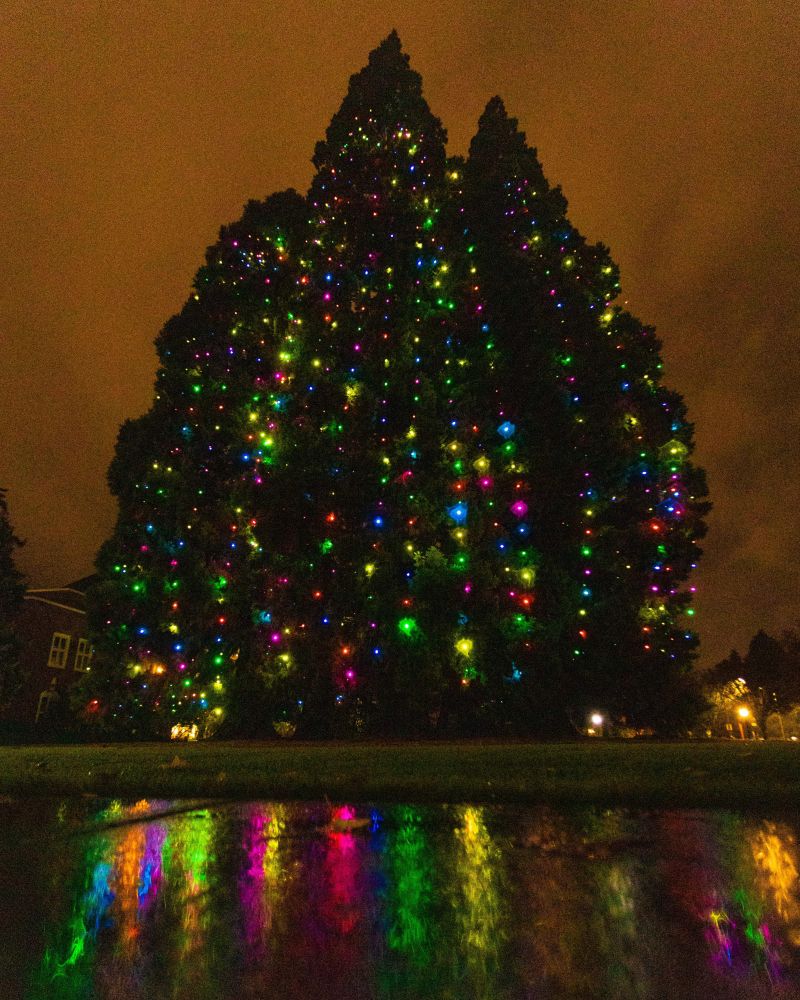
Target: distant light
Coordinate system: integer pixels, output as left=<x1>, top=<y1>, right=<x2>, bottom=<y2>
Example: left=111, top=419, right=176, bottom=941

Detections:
left=590, top=713, right=604, bottom=727
left=171, top=724, right=199, bottom=741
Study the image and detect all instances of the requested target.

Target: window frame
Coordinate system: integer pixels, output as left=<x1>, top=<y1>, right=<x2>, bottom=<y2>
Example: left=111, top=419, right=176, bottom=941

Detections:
left=47, top=632, right=71, bottom=669
left=73, top=637, right=93, bottom=672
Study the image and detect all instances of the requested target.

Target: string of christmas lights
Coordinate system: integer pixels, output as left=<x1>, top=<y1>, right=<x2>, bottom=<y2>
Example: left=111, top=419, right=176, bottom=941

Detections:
left=86, top=33, right=708, bottom=738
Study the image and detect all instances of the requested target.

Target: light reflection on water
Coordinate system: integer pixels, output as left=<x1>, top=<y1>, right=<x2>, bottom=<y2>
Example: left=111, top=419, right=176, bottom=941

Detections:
left=1, top=800, right=800, bottom=998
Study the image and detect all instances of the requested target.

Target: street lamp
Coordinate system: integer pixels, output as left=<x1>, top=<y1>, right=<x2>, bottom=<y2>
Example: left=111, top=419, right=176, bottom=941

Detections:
left=737, top=705, right=750, bottom=740
left=588, top=712, right=604, bottom=736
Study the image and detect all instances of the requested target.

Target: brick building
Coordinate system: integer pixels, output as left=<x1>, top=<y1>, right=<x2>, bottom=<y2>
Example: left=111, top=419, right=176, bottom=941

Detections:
left=2, top=576, right=95, bottom=729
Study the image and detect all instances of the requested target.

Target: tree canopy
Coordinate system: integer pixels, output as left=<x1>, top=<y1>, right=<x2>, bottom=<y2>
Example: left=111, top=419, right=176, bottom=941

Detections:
left=707, top=629, right=800, bottom=724
left=0, top=488, right=26, bottom=706
left=87, top=34, right=709, bottom=738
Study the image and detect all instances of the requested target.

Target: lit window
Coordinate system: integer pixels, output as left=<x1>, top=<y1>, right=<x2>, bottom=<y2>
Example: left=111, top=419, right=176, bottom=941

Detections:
left=47, top=632, right=71, bottom=669
left=74, top=638, right=93, bottom=672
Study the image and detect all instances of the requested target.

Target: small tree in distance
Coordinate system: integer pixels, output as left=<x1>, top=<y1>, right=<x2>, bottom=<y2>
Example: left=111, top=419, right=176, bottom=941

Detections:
left=706, top=630, right=800, bottom=734
left=0, top=488, right=26, bottom=708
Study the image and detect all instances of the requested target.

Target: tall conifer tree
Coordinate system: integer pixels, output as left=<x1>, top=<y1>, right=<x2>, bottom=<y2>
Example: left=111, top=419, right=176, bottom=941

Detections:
left=88, top=35, right=708, bottom=737
left=464, top=99, right=709, bottom=729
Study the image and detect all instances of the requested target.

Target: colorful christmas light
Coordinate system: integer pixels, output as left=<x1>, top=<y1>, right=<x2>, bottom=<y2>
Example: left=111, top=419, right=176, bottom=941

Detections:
left=87, top=33, right=708, bottom=738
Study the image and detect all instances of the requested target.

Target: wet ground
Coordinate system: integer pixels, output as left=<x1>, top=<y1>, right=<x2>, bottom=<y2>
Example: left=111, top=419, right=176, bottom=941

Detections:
left=1, top=798, right=800, bottom=998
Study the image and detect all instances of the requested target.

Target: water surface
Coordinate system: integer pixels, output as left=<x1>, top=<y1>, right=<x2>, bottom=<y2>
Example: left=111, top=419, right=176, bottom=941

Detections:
left=2, top=797, right=799, bottom=998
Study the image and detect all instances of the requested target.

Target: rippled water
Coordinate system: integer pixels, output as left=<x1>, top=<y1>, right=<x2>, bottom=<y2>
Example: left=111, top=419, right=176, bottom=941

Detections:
left=2, top=799, right=800, bottom=999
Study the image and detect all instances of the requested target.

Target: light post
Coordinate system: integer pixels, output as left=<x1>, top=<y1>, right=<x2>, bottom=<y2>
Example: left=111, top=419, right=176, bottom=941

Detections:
left=589, top=712, right=604, bottom=737
left=737, top=705, right=750, bottom=740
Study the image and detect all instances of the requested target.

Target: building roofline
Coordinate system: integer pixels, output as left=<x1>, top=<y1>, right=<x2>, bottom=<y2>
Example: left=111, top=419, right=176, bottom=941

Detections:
left=23, top=594, right=86, bottom=615
left=27, top=587, right=88, bottom=597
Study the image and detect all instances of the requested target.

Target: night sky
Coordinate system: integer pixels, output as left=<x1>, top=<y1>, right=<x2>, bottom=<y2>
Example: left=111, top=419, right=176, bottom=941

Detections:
left=2, top=1, right=798, bottom=667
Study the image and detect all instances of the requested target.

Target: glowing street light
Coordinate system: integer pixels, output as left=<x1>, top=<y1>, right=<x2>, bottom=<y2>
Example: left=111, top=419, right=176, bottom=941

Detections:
left=588, top=712, right=605, bottom=736
left=737, top=705, right=751, bottom=740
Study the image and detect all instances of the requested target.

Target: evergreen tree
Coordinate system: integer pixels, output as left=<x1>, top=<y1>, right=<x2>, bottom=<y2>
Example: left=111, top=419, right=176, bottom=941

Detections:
left=87, top=34, right=708, bottom=737
left=464, top=99, right=709, bottom=732
left=743, top=630, right=796, bottom=705
left=88, top=190, right=314, bottom=736
left=0, top=488, right=25, bottom=707
left=706, top=648, right=746, bottom=688
left=302, top=34, right=532, bottom=733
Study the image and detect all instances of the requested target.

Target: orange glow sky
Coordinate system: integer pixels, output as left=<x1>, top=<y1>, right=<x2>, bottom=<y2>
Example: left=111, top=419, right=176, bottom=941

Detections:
left=2, top=1, right=798, bottom=665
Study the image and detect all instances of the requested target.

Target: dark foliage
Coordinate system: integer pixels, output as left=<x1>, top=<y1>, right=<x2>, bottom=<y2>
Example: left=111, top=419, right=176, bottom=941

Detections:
left=0, top=489, right=26, bottom=706
left=86, top=35, right=709, bottom=739
left=708, top=629, right=800, bottom=728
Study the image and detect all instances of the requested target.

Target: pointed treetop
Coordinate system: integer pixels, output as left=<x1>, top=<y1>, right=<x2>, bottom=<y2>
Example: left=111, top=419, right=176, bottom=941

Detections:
left=481, top=95, right=508, bottom=121
left=356, top=30, right=413, bottom=88
left=466, top=95, right=620, bottom=312
left=465, top=94, right=569, bottom=226
left=371, top=29, right=403, bottom=64
left=312, top=32, right=446, bottom=173
left=470, top=96, right=535, bottom=168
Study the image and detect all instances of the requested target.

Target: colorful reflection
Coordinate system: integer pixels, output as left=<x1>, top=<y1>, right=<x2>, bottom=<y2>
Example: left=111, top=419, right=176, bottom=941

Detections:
left=36, top=836, right=114, bottom=991
left=452, top=805, right=506, bottom=987
left=702, top=814, right=783, bottom=980
left=139, top=819, right=167, bottom=915
left=385, top=806, right=432, bottom=959
left=239, top=806, right=269, bottom=961
left=379, top=806, right=441, bottom=999
left=751, top=821, right=800, bottom=946
left=656, top=810, right=799, bottom=988
left=8, top=800, right=800, bottom=999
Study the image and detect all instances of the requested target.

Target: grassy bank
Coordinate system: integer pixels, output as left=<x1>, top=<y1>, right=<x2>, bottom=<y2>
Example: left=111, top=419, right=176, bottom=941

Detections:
left=1, top=741, right=799, bottom=807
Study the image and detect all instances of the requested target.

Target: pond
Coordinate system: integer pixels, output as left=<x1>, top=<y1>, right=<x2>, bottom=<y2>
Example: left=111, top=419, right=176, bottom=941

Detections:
left=1, top=798, right=799, bottom=998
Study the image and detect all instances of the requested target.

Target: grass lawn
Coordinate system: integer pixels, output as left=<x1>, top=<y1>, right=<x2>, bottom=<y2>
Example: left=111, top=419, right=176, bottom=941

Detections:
left=1, top=740, right=799, bottom=807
